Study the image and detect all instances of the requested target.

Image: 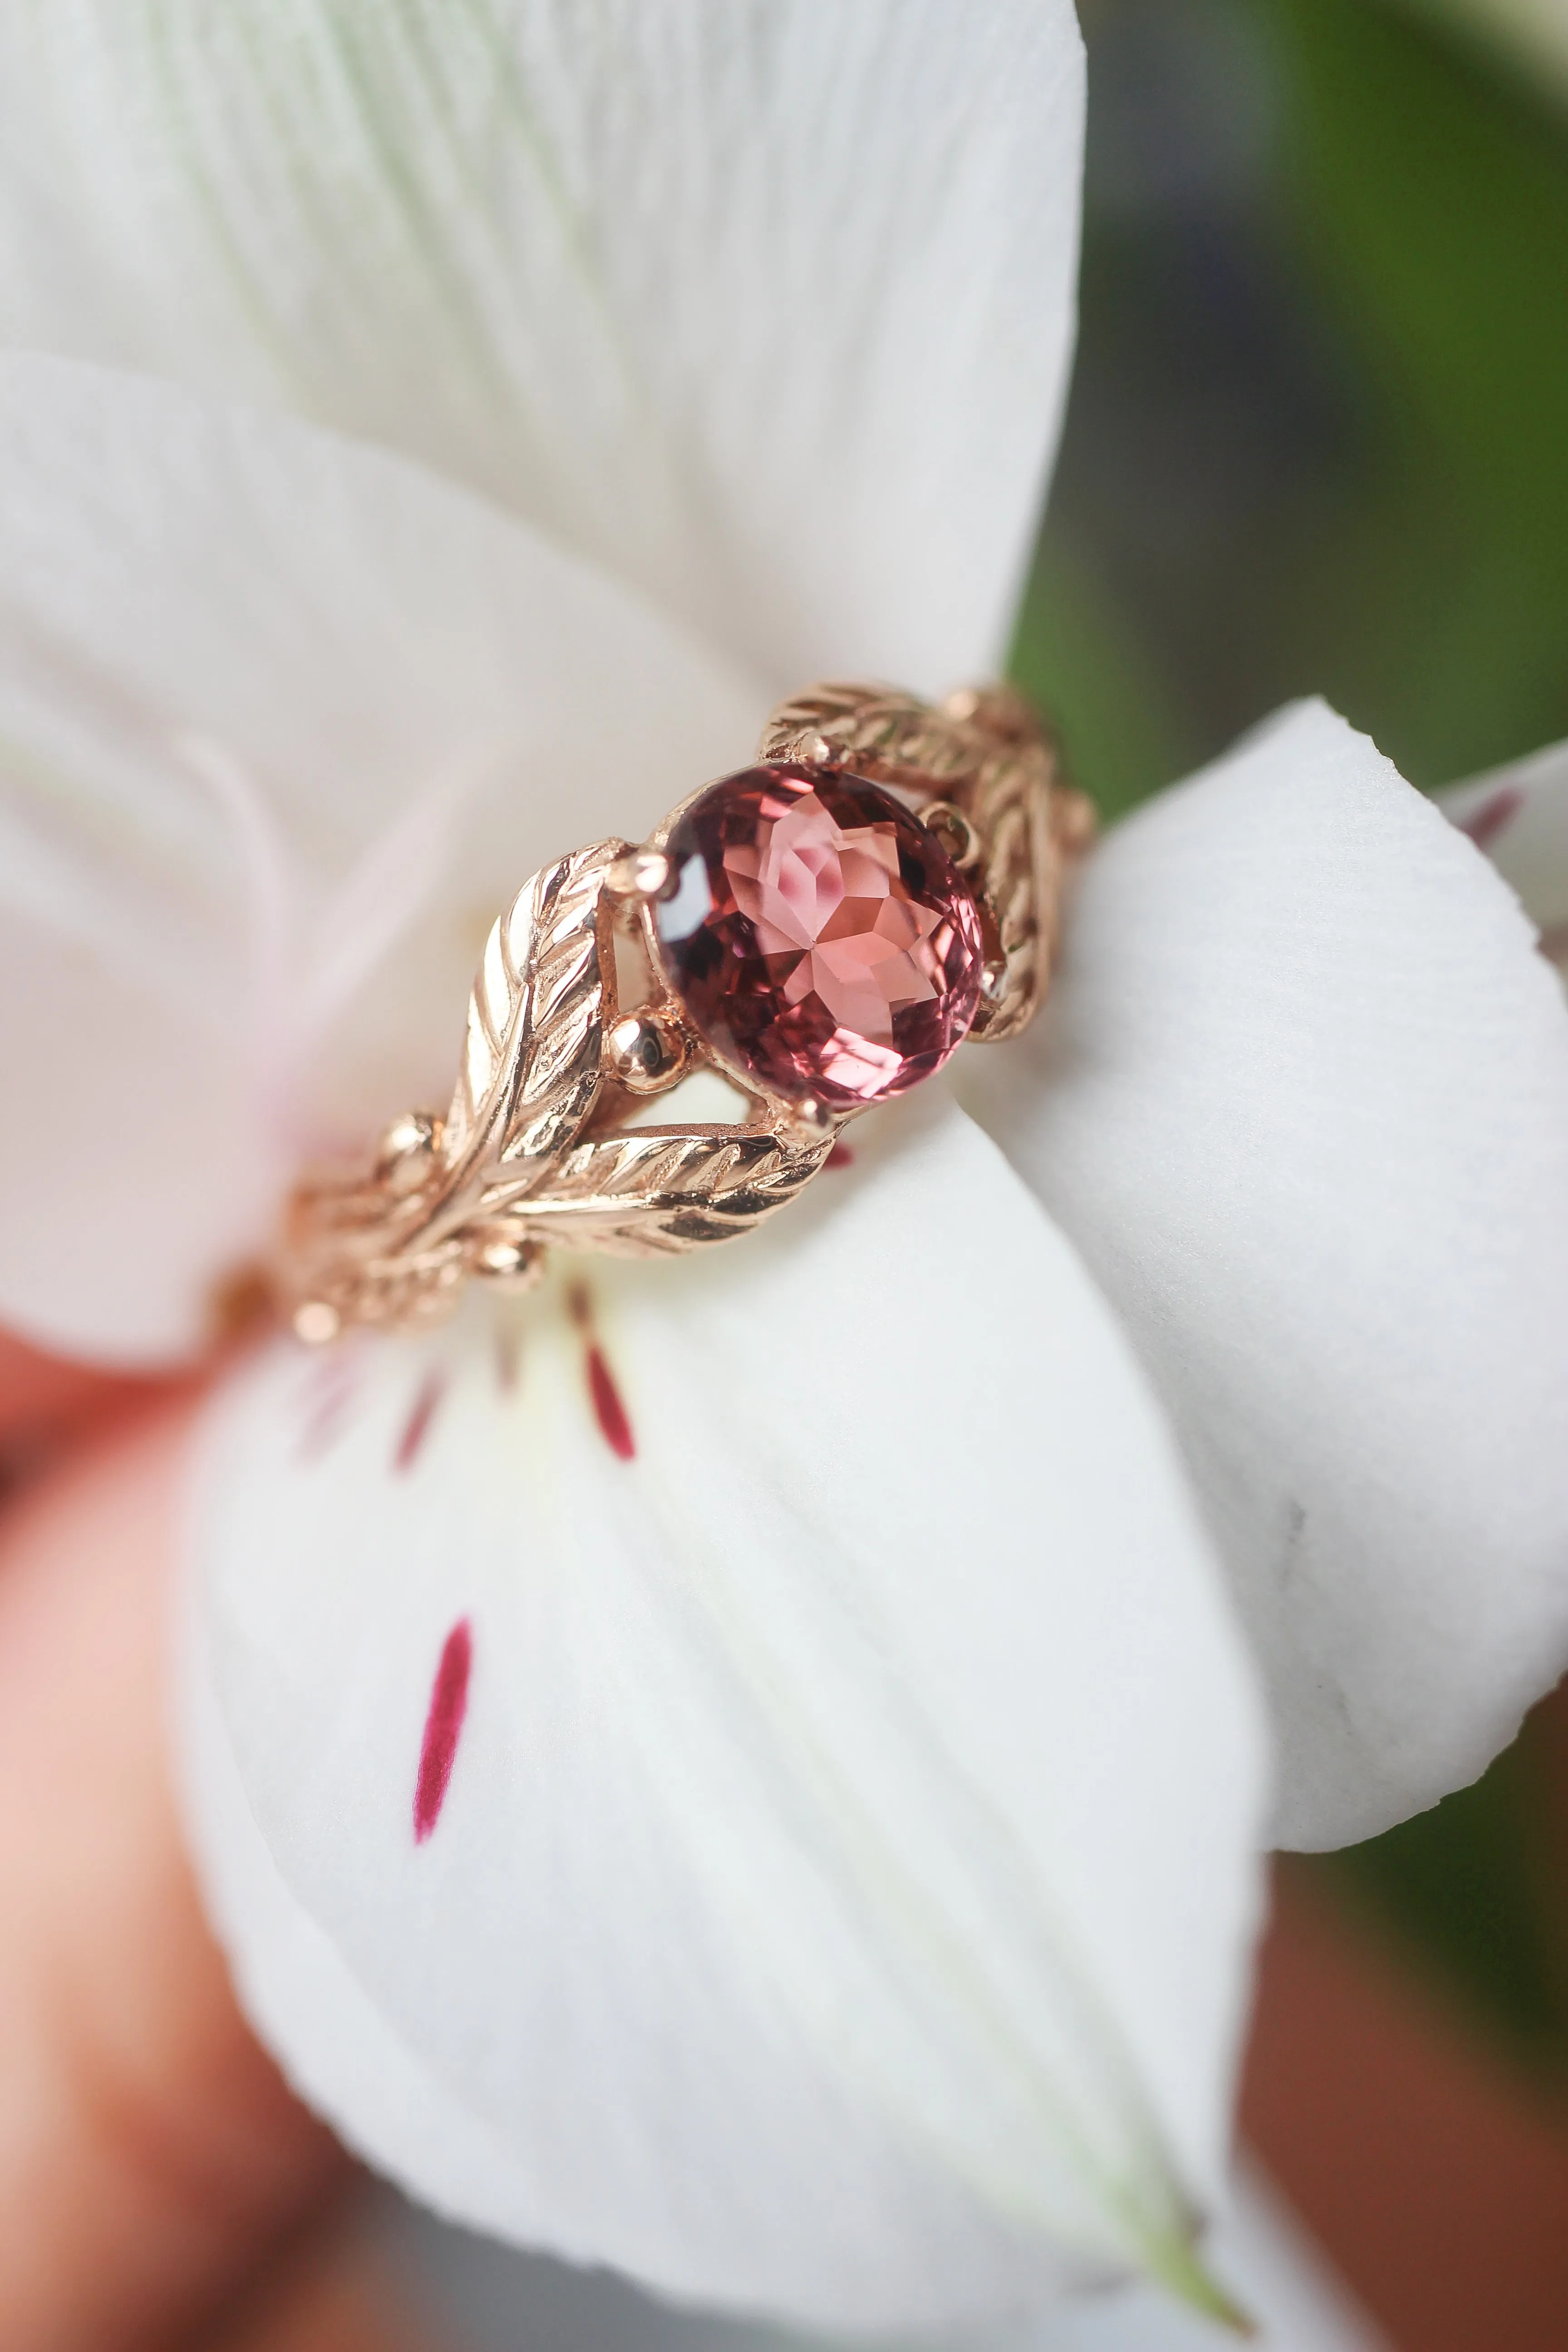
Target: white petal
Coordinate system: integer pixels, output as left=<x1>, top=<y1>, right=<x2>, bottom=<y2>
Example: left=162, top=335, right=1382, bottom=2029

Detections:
left=185, top=1095, right=1268, bottom=2334
left=0, top=353, right=758, bottom=1361
left=1441, top=739, right=1568, bottom=976
left=368, top=2157, right=1386, bottom=2351
left=960, top=701, right=1568, bottom=1851
left=0, top=0, right=1084, bottom=692
left=0, top=906, right=280, bottom=1364
left=176, top=1581, right=549, bottom=2239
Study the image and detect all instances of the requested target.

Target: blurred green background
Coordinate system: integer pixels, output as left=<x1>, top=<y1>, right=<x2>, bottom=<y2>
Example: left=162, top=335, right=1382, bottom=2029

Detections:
left=1009, top=0, right=1568, bottom=2071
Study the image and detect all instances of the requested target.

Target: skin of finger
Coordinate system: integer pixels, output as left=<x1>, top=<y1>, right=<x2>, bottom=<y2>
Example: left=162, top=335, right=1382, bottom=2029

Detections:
left=1242, top=1855, right=1568, bottom=2352
left=0, top=1329, right=149, bottom=1453
left=0, top=1394, right=349, bottom=2352
left=196, top=2205, right=433, bottom=2352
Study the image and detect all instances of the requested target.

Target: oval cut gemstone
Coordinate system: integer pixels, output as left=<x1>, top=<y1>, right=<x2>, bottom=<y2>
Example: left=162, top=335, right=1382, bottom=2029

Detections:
left=654, top=763, right=985, bottom=1110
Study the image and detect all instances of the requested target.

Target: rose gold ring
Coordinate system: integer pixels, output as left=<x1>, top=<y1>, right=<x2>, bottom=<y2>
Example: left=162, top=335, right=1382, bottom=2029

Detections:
left=281, top=681, right=1094, bottom=1342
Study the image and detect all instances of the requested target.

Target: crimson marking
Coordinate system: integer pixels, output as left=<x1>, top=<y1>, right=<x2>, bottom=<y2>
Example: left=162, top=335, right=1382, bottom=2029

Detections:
left=299, top=1356, right=358, bottom=1461
left=394, top=1370, right=446, bottom=1472
left=587, top=1345, right=635, bottom=1460
left=567, top=1280, right=634, bottom=1458
left=1458, top=785, right=1524, bottom=851
left=825, top=1141, right=855, bottom=1170
left=413, top=1618, right=472, bottom=1844
left=495, top=1327, right=521, bottom=1394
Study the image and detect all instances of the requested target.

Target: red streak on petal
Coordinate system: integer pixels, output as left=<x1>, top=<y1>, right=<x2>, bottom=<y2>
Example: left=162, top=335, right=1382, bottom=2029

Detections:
left=495, top=1327, right=521, bottom=1394
left=414, top=1617, right=472, bottom=1844
left=394, top=1370, right=446, bottom=1473
left=587, top=1344, right=635, bottom=1460
left=1458, top=785, right=1524, bottom=851
left=566, top=1280, right=633, bottom=1458
left=825, top=1141, right=855, bottom=1170
left=299, top=1357, right=358, bottom=1461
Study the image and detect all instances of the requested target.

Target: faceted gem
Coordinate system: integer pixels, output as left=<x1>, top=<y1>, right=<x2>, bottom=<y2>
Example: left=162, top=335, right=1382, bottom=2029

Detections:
left=654, top=764, right=985, bottom=1110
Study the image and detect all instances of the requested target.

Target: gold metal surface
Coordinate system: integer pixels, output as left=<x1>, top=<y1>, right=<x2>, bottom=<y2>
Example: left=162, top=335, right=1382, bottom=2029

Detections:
left=280, top=682, right=1092, bottom=1337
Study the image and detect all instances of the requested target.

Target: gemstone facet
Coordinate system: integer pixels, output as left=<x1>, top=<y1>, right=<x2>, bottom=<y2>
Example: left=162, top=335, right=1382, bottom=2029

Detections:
left=653, top=764, right=985, bottom=1110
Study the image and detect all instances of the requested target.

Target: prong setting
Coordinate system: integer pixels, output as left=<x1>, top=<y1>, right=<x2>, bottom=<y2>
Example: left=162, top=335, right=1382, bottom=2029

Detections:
left=471, top=1235, right=543, bottom=1289
left=607, top=1010, right=690, bottom=1094
left=277, top=682, right=1078, bottom=1337
left=779, top=1097, right=836, bottom=1147
left=375, top=1110, right=443, bottom=1192
left=921, top=799, right=983, bottom=870
left=605, top=847, right=672, bottom=903
left=294, top=1298, right=342, bottom=1346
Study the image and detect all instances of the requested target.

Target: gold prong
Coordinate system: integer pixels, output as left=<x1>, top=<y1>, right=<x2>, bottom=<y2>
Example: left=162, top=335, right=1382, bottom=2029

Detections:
left=472, top=1235, right=542, bottom=1289
left=779, top=728, right=847, bottom=769
left=921, top=799, right=983, bottom=870
left=606, top=1010, right=689, bottom=1094
left=293, top=1299, right=341, bottom=1346
left=605, top=848, right=672, bottom=902
left=779, top=1097, right=835, bottom=1145
left=374, top=1110, right=442, bottom=1192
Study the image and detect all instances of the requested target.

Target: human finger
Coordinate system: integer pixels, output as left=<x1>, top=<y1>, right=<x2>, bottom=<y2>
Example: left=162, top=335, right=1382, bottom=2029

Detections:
left=0, top=1393, right=349, bottom=2352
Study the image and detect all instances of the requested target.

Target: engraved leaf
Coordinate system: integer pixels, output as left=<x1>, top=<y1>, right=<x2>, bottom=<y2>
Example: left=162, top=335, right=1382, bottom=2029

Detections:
left=507, top=1124, right=835, bottom=1257
left=761, top=681, right=982, bottom=790
left=442, top=839, right=622, bottom=1178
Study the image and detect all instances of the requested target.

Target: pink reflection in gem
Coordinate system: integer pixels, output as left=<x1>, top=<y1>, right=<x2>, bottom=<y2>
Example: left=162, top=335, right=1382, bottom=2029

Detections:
left=656, top=764, right=983, bottom=1111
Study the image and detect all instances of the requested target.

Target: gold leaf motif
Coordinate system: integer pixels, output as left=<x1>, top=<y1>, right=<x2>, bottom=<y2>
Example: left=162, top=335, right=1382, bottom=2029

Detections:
left=279, top=680, right=1090, bottom=1337
left=761, top=681, right=991, bottom=789
left=283, top=839, right=835, bottom=1332
left=494, top=1124, right=834, bottom=1258
left=444, top=840, right=618, bottom=1174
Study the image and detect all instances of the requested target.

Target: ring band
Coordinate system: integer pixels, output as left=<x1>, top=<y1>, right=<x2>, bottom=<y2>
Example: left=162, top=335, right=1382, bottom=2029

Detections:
left=283, top=681, right=1093, bottom=1341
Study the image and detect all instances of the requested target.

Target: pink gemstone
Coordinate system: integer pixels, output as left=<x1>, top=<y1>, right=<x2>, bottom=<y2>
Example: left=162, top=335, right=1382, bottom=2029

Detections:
left=654, top=764, right=985, bottom=1110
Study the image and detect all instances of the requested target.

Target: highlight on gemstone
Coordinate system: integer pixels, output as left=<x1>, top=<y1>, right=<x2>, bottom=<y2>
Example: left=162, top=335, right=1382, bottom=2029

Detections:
left=653, top=764, right=985, bottom=1110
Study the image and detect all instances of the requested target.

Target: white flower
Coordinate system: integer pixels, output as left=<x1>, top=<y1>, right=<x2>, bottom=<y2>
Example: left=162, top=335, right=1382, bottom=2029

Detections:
left=0, top=1, right=1565, bottom=2337
left=1443, top=740, right=1568, bottom=984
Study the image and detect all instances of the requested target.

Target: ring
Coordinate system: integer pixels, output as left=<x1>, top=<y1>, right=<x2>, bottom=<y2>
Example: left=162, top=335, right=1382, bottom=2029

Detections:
left=282, top=681, right=1094, bottom=1341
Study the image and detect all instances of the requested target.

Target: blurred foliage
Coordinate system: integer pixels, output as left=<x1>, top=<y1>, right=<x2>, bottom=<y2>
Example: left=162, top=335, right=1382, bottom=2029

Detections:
left=1395, top=0, right=1568, bottom=111
left=1328, top=1693, right=1568, bottom=2073
left=1015, top=0, right=1568, bottom=813
left=1268, top=0, right=1568, bottom=784
left=1010, top=0, right=1568, bottom=2064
